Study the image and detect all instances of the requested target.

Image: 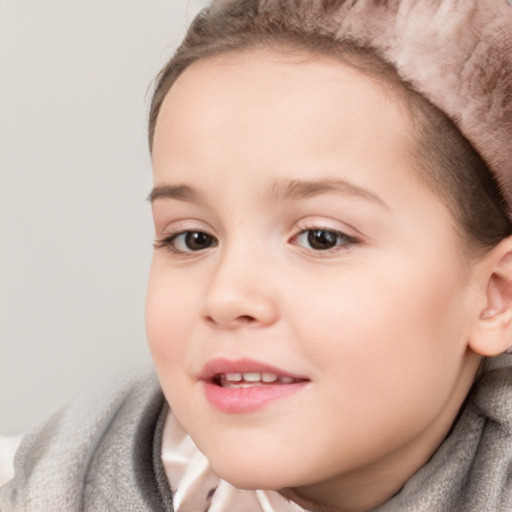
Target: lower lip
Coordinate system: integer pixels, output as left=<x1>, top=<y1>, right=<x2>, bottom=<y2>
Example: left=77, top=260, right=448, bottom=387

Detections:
left=203, top=381, right=308, bottom=413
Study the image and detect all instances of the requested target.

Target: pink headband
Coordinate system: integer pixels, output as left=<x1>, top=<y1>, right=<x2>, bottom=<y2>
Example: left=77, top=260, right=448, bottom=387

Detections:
left=213, top=0, right=512, bottom=217
left=317, top=0, right=512, bottom=216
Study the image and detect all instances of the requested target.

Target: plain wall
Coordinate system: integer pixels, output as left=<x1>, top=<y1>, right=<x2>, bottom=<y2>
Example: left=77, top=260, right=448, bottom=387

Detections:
left=0, top=0, right=208, bottom=435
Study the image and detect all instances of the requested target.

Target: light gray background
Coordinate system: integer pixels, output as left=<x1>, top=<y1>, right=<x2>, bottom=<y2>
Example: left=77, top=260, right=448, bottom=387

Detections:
left=0, top=0, right=208, bottom=434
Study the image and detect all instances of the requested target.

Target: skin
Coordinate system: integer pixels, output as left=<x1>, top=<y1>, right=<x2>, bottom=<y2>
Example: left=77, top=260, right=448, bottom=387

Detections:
left=146, top=48, right=505, bottom=511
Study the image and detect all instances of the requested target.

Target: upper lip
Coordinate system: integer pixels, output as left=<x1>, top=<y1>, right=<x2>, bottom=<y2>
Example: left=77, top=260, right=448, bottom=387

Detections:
left=198, top=357, right=309, bottom=381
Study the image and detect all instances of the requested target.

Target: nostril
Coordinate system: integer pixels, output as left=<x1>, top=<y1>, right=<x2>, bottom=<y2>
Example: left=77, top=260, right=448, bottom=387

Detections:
left=205, top=315, right=216, bottom=325
left=237, top=315, right=256, bottom=323
left=205, top=314, right=256, bottom=326
left=235, top=315, right=257, bottom=324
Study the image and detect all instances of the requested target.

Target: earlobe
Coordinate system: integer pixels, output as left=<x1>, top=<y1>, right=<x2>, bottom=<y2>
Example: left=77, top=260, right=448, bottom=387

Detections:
left=469, top=237, right=512, bottom=356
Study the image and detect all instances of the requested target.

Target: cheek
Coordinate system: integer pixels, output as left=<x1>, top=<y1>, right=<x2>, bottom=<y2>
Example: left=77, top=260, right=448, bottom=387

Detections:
left=273, top=271, right=467, bottom=475
left=289, top=258, right=469, bottom=405
left=145, top=260, right=197, bottom=372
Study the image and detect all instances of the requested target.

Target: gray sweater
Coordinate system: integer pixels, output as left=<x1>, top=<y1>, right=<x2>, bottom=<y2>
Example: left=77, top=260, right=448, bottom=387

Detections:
left=1, top=357, right=512, bottom=511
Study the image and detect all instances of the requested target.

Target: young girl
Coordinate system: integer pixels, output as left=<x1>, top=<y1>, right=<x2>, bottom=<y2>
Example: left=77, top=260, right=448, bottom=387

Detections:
left=2, top=0, right=512, bottom=510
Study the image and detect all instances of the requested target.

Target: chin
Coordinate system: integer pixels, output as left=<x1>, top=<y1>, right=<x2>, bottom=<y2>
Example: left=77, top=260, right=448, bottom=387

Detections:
left=210, top=459, right=292, bottom=491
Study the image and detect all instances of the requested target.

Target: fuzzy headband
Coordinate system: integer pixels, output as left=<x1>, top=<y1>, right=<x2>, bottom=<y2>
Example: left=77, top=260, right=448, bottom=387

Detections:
left=210, top=0, right=512, bottom=217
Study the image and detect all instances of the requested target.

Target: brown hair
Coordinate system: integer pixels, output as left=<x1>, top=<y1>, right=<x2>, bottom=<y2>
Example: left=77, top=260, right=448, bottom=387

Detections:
left=148, top=0, right=512, bottom=253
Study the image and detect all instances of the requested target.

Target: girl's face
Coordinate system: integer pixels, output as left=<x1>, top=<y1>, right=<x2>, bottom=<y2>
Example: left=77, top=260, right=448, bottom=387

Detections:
left=147, top=49, right=482, bottom=509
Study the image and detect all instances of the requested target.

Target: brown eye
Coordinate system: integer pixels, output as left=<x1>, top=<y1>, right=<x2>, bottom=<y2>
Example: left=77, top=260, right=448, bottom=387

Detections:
left=307, top=230, right=340, bottom=250
left=182, top=231, right=217, bottom=251
left=294, top=228, right=357, bottom=251
left=156, top=230, right=218, bottom=253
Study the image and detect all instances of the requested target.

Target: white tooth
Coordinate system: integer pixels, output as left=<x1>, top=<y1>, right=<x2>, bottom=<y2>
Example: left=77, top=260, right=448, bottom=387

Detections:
left=225, top=373, right=242, bottom=382
left=279, top=376, right=295, bottom=384
left=225, top=381, right=253, bottom=388
left=224, top=381, right=262, bottom=388
left=262, top=373, right=278, bottom=383
left=242, top=372, right=262, bottom=382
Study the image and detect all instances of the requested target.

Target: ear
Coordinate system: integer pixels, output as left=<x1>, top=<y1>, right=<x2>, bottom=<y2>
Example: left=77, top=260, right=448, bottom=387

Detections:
left=469, top=236, right=512, bottom=356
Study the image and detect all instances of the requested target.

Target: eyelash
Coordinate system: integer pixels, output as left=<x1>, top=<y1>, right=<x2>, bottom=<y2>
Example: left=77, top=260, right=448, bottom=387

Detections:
left=292, top=224, right=359, bottom=253
left=154, top=229, right=218, bottom=255
left=154, top=225, right=359, bottom=256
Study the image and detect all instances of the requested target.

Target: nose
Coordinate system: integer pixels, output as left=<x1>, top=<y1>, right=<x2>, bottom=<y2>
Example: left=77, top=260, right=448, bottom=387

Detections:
left=200, top=250, right=279, bottom=329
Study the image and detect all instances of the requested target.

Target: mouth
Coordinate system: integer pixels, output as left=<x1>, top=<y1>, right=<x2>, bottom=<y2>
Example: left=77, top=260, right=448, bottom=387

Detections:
left=213, top=372, right=302, bottom=388
left=200, top=358, right=309, bottom=413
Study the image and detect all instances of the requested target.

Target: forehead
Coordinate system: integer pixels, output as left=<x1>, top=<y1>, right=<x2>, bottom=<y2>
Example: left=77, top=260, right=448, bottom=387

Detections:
left=153, top=49, right=410, bottom=158
left=151, top=48, right=425, bottom=210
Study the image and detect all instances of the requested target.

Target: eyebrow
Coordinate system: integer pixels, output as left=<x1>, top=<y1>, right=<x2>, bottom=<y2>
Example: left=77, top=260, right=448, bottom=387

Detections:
left=147, top=177, right=387, bottom=208
left=147, top=184, right=199, bottom=203
left=267, top=178, right=388, bottom=207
